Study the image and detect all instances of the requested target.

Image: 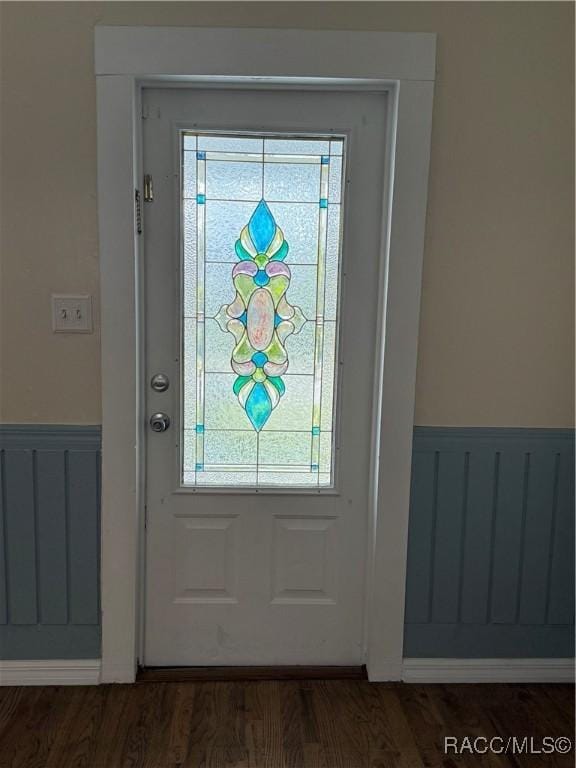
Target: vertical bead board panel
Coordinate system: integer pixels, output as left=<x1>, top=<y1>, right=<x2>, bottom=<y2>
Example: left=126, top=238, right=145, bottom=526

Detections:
left=0, top=426, right=100, bottom=659
left=404, top=427, right=575, bottom=658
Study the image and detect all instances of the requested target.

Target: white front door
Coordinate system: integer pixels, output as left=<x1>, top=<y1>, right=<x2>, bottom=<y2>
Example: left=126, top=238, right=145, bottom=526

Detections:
left=143, top=86, right=387, bottom=666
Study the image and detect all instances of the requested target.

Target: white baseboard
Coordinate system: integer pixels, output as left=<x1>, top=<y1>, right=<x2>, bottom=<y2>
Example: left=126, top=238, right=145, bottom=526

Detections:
left=1, top=658, right=572, bottom=686
left=0, top=659, right=101, bottom=686
left=402, top=658, right=575, bottom=683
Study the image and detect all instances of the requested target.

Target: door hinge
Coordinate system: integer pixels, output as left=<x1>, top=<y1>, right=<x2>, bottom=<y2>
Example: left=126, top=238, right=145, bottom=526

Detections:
left=144, top=504, right=148, bottom=529
left=135, top=189, right=142, bottom=235
left=144, top=174, right=154, bottom=203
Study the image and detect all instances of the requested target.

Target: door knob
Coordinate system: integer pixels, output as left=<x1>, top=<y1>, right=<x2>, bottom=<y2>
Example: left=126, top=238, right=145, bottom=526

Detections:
left=150, top=412, right=171, bottom=432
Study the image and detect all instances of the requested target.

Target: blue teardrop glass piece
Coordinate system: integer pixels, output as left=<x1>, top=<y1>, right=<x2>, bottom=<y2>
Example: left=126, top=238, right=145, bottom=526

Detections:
left=245, top=382, right=272, bottom=431
left=251, top=351, right=268, bottom=367
left=248, top=200, right=276, bottom=253
left=254, top=269, right=270, bottom=286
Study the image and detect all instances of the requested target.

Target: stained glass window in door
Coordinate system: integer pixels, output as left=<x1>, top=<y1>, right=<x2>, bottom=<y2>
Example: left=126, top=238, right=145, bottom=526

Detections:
left=181, top=133, right=345, bottom=488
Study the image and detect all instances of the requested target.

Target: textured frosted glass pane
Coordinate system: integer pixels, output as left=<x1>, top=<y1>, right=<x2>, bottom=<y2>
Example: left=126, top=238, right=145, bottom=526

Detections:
left=284, top=321, right=314, bottom=374
left=183, top=432, right=196, bottom=472
left=199, top=135, right=263, bottom=153
left=258, top=471, right=319, bottom=487
left=204, top=430, right=257, bottom=466
left=259, top=431, right=311, bottom=467
left=199, top=470, right=257, bottom=486
left=205, top=319, right=234, bottom=372
left=264, top=163, right=320, bottom=202
left=206, top=160, right=262, bottom=200
left=183, top=201, right=197, bottom=317
left=287, top=265, right=317, bottom=320
left=205, top=263, right=236, bottom=317
left=204, top=373, right=252, bottom=430
left=182, top=471, right=196, bottom=486
left=330, top=139, right=344, bottom=156
left=325, top=205, right=342, bottom=321
left=183, top=151, right=197, bottom=199
left=319, top=431, right=333, bottom=473
left=183, top=135, right=197, bottom=151
left=265, top=138, right=329, bottom=155
left=263, top=375, right=313, bottom=432
left=183, top=318, right=197, bottom=431
left=206, top=201, right=255, bottom=262
left=268, top=203, right=319, bottom=264
left=328, top=157, right=343, bottom=204
left=183, top=430, right=196, bottom=472
left=321, top=322, right=337, bottom=431
left=319, top=472, right=331, bottom=486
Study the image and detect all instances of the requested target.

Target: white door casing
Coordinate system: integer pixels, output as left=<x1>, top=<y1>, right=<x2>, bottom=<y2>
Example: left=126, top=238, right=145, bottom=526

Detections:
left=95, top=27, right=435, bottom=682
left=143, top=87, right=387, bottom=666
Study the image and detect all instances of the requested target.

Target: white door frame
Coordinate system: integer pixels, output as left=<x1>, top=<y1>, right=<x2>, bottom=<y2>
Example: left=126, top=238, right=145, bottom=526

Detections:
left=95, top=26, right=436, bottom=683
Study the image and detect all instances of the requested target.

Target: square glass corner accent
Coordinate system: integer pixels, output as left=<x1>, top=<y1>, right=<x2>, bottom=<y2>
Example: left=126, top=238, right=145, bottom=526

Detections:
left=181, top=132, right=345, bottom=488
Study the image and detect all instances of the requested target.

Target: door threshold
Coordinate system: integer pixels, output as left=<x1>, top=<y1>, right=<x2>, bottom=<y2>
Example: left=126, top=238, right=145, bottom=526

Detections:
left=136, top=665, right=367, bottom=682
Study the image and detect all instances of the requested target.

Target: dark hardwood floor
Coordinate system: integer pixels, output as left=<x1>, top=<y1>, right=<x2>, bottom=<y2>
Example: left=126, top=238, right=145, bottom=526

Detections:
left=0, top=681, right=573, bottom=767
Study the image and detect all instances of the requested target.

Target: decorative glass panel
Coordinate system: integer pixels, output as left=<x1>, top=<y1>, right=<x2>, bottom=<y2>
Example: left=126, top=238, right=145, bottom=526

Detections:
left=181, top=132, right=345, bottom=488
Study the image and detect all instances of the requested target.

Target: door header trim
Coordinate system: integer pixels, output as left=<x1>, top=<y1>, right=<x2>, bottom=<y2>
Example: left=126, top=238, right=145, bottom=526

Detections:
left=95, top=26, right=436, bottom=82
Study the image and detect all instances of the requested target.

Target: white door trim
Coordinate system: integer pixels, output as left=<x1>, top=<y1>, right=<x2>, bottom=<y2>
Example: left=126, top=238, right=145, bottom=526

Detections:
left=95, top=26, right=436, bottom=683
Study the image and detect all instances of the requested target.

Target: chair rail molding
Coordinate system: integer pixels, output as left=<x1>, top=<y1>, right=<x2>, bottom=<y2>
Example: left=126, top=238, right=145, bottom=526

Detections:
left=95, top=26, right=436, bottom=683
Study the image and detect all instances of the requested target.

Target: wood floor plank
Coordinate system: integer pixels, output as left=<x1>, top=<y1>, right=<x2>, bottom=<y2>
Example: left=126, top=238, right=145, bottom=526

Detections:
left=43, top=686, right=97, bottom=768
left=0, top=688, right=25, bottom=747
left=2, top=686, right=75, bottom=768
left=279, top=682, right=305, bottom=768
left=311, top=680, right=362, bottom=768
left=182, top=682, right=218, bottom=767
left=0, top=681, right=572, bottom=768
left=395, top=683, right=454, bottom=768
left=370, top=686, right=423, bottom=767
left=142, top=683, right=179, bottom=768
left=89, top=684, right=138, bottom=768
left=541, top=684, right=574, bottom=733
left=117, top=682, right=171, bottom=768
left=165, top=682, right=197, bottom=767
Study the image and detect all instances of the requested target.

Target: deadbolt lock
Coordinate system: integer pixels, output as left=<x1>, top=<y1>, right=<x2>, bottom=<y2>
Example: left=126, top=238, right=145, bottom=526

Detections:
left=150, top=413, right=170, bottom=433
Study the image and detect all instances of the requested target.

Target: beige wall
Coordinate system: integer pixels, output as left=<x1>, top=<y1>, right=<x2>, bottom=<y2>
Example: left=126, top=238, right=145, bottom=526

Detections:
left=0, top=2, right=573, bottom=426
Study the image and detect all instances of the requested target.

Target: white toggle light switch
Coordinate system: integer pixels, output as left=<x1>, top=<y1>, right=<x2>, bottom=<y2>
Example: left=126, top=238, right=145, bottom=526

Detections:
left=52, top=295, right=93, bottom=333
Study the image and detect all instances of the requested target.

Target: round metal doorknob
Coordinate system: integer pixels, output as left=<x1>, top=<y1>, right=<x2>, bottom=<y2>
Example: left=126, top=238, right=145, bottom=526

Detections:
left=149, top=413, right=171, bottom=432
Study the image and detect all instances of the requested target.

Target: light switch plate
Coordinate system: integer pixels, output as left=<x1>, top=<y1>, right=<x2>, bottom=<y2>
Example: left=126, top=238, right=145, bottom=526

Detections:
left=52, top=294, right=93, bottom=333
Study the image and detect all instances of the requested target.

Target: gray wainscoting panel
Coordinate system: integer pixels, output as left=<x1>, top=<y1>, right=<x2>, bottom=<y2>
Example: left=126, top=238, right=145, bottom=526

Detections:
left=0, top=426, right=101, bottom=659
left=404, top=427, right=575, bottom=658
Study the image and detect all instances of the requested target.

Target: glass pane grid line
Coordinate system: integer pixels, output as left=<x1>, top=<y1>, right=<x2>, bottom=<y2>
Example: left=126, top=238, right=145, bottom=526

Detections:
left=182, top=196, right=342, bottom=206
left=185, top=150, right=330, bottom=165
left=184, top=427, right=333, bottom=434
left=195, top=151, right=206, bottom=470
left=184, top=464, right=321, bottom=473
left=310, top=156, right=331, bottom=475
